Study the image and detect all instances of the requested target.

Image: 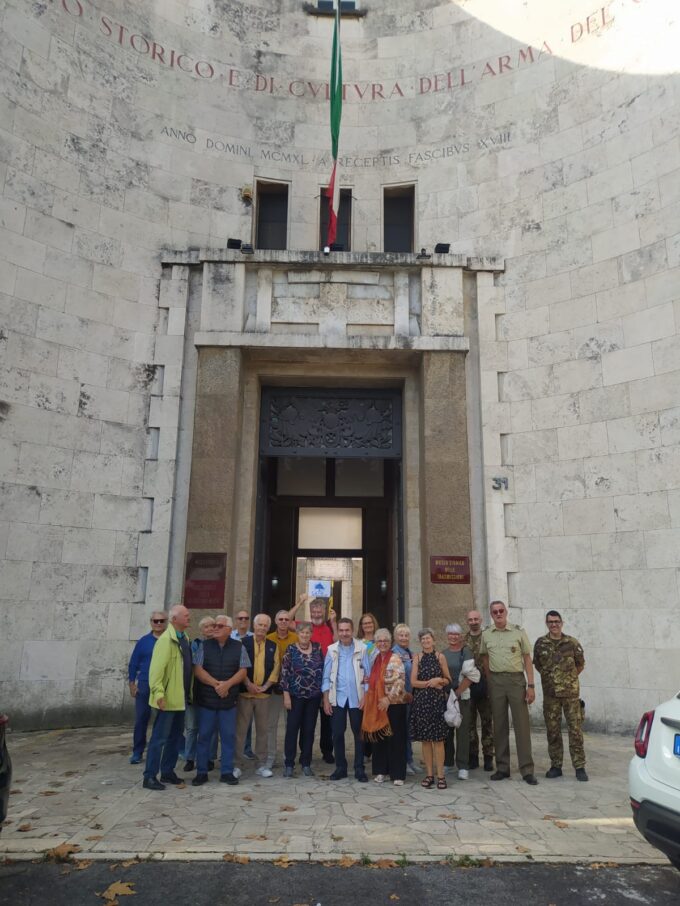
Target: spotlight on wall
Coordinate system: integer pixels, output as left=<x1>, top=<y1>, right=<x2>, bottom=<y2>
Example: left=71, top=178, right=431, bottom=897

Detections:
left=379, top=578, right=388, bottom=595
left=271, top=575, right=279, bottom=591
left=227, top=238, right=242, bottom=250
left=416, top=247, right=431, bottom=260
left=323, top=245, right=330, bottom=255
left=241, top=243, right=254, bottom=254
left=434, top=243, right=451, bottom=254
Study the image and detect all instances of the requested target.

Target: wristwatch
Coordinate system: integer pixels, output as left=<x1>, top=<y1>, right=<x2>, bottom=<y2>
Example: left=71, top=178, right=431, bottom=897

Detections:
left=527, top=684, right=535, bottom=688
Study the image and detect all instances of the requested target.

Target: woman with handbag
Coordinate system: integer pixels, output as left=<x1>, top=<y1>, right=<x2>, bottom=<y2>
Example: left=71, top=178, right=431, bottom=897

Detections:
left=443, top=623, right=481, bottom=781
left=408, top=628, right=452, bottom=789
left=361, top=628, right=411, bottom=786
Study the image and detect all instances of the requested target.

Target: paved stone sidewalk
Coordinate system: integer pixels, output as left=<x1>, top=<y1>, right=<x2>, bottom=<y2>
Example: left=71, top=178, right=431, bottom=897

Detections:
left=0, top=725, right=662, bottom=864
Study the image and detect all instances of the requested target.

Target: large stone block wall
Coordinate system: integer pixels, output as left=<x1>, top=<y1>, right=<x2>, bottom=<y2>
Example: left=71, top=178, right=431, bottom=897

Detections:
left=1, top=0, right=679, bottom=728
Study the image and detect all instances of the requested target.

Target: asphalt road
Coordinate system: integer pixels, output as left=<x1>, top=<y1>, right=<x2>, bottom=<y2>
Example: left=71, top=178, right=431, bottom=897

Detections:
left=0, top=859, right=678, bottom=906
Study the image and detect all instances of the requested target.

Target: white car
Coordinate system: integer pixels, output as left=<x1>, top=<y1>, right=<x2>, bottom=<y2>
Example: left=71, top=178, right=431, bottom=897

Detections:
left=629, top=691, right=680, bottom=870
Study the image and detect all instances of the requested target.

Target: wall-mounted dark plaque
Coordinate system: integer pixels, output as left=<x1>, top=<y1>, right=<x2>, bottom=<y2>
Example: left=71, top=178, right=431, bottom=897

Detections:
left=430, top=555, right=470, bottom=584
left=184, top=552, right=227, bottom=609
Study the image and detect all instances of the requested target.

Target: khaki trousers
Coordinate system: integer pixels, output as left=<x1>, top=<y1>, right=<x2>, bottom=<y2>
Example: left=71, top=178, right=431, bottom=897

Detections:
left=265, top=692, right=285, bottom=769
left=235, top=696, right=270, bottom=770
left=489, top=672, right=534, bottom=777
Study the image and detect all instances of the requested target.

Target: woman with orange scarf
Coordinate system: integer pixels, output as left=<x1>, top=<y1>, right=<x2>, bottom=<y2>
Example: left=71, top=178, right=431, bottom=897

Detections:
left=361, top=628, right=411, bottom=786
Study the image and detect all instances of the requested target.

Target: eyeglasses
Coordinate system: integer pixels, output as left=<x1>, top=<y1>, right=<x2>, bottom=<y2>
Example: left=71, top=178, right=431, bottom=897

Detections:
left=152, top=619, right=167, bottom=624
left=278, top=617, right=290, bottom=622
left=491, top=610, right=505, bottom=616
left=237, top=616, right=249, bottom=620
left=547, top=619, right=562, bottom=624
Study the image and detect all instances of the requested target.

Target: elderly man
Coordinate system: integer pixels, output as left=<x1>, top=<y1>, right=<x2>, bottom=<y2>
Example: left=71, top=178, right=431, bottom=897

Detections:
left=322, top=617, right=370, bottom=782
left=479, top=600, right=538, bottom=785
left=233, top=613, right=280, bottom=779
left=464, top=609, right=495, bottom=772
left=231, top=610, right=255, bottom=759
left=288, top=594, right=337, bottom=764
left=143, top=604, right=192, bottom=791
left=533, top=610, right=588, bottom=781
left=127, top=610, right=167, bottom=764
left=266, top=610, right=298, bottom=770
left=191, top=615, right=249, bottom=786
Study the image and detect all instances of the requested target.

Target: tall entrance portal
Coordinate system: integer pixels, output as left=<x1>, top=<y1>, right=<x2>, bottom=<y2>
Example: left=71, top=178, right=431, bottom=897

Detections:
left=253, top=388, right=404, bottom=626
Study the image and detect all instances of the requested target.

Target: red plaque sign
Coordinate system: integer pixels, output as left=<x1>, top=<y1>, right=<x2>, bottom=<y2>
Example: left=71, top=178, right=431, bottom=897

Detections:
left=430, top=555, right=470, bottom=585
left=184, top=552, right=227, bottom=609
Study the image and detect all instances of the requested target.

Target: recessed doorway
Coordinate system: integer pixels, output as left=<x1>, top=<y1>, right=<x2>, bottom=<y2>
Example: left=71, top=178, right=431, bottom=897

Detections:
left=253, top=387, right=403, bottom=627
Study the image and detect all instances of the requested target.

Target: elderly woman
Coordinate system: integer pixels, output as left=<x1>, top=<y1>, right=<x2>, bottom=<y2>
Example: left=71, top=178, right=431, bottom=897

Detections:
left=443, top=623, right=481, bottom=781
left=361, top=628, right=410, bottom=785
left=409, top=628, right=452, bottom=789
left=392, top=623, right=419, bottom=775
left=280, top=622, right=324, bottom=778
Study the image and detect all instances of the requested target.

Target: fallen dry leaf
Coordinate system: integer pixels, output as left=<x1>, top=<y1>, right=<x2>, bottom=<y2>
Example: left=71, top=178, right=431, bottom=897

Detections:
left=86, top=835, right=103, bottom=841
left=553, top=820, right=569, bottom=829
left=369, top=858, right=398, bottom=869
left=590, top=861, right=619, bottom=869
left=268, top=899, right=281, bottom=904
left=10, top=790, right=22, bottom=795
left=515, top=845, right=530, bottom=853
left=46, top=843, right=82, bottom=863
left=40, top=791, right=58, bottom=797
left=245, top=834, right=268, bottom=841
left=438, top=813, right=460, bottom=820
left=273, top=857, right=292, bottom=868
left=361, top=815, right=374, bottom=821
left=120, top=860, right=139, bottom=869
left=330, top=834, right=343, bottom=841
left=222, top=853, right=249, bottom=864
left=17, top=823, right=32, bottom=832
left=390, top=896, right=400, bottom=901
left=279, top=804, right=297, bottom=812
left=98, top=880, right=136, bottom=901
left=337, top=855, right=357, bottom=868
left=542, top=814, right=558, bottom=821
left=242, top=795, right=253, bottom=802
left=73, top=859, right=94, bottom=871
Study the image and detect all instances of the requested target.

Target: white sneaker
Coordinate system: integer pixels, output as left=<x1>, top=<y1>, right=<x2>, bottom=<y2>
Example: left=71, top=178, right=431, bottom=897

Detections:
left=373, top=774, right=385, bottom=784
left=393, top=779, right=404, bottom=786
left=458, top=769, right=469, bottom=781
left=232, top=767, right=242, bottom=779
left=256, top=766, right=273, bottom=778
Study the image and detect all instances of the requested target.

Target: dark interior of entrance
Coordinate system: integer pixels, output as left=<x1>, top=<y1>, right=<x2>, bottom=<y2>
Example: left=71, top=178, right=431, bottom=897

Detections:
left=253, top=456, right=401, bottom=627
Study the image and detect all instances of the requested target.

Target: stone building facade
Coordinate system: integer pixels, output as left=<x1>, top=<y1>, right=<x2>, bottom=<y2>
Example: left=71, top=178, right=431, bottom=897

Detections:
left=1, top=0, right=679, bottom=730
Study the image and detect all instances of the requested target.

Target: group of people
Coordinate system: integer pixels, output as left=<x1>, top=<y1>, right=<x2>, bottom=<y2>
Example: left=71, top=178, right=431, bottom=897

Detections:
left=127, top=596, right=588, bottom=791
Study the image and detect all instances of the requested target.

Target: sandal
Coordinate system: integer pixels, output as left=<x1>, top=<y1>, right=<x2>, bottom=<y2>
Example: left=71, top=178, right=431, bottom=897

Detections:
left=421, top=775, right=435, bottom=789
left=437, top=777, right=447, bottom=789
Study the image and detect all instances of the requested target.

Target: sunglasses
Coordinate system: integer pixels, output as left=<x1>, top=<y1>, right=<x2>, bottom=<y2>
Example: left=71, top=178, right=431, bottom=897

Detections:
left=152, top=619, right=167, bottom=624
left=237, top=616, right=249, bottom=620
left=491, top=610, right=505, bottom=616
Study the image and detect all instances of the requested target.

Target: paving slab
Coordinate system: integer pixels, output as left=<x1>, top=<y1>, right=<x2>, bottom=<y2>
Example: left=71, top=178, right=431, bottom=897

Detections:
left=0, top=725, right=666, bottom=864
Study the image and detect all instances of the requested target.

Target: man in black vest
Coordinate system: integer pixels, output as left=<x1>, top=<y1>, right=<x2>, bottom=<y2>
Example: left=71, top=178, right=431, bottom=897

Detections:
left=233, top=613, right=280, bottom=779
left=191, top=615, right=249, bottom=786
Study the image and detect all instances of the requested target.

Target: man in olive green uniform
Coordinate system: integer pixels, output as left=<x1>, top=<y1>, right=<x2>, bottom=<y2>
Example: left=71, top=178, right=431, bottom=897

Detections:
left=464, top=610, right=494, bottom=771
left=479, top=600, right=538, bottom=785
left=533, top=610, right=588, bottom=782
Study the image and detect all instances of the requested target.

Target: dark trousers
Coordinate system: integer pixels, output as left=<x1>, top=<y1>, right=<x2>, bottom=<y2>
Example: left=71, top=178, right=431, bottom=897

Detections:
left=331, top=703, right=364, bottom=774
left=444, top=699, right=471, bottom=769
left=371, top=703, right=407, bottom=781
left=143, top=709, right=184, bottom=780
left=299, top=702, right=333, bottom=761
left=285, top=695, right=321, bottom=768
left=197, top=706, right=236, bottom=775
left=132, top=687, right=151, bottom=759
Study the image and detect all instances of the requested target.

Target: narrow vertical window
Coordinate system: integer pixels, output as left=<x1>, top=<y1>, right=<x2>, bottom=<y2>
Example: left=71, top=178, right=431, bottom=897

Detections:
left=256, top=181, right=289, bottom=250
left=384, top=185, right=415, bottom=253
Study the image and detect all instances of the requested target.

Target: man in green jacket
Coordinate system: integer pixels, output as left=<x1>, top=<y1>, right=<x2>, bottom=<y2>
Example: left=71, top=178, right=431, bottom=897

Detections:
left=143, top=604, right=192, bottom=791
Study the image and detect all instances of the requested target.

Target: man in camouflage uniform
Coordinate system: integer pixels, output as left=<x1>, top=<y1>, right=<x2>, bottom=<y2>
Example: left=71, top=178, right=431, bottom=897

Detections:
left=464, top=610, right=494, bottom=771
left=533, top=610, right=588, bottom=782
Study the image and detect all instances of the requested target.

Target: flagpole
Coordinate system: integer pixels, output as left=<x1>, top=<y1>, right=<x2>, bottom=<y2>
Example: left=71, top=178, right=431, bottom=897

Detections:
left=325, top=1, right=342, bottom=252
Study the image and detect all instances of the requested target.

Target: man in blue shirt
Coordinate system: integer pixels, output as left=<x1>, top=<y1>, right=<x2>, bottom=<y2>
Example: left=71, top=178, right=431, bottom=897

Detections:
left=127, top=611, right=168, bottom=764
left=322, top=617, right=371, bottom=782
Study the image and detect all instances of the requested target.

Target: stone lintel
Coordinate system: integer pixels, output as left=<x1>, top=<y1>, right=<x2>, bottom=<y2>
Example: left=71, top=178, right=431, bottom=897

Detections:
left=193, top=331, right=470, bottom=352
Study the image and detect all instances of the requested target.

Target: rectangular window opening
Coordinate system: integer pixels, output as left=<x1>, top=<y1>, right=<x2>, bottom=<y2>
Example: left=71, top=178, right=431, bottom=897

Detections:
left=384, top=184, right=415, bottom=253
left=256, top=181, right=289, bottom=250
left=319, top=188, right=352, bottom=250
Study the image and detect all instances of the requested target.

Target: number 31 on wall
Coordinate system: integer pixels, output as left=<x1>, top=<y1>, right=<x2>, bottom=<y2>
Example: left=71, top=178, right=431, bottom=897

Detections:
left=491, top=476, right=509, bottom=490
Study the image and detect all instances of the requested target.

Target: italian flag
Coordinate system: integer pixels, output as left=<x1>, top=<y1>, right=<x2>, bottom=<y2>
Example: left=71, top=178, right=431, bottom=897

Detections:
left=325, top=3, right=342, bottom=250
